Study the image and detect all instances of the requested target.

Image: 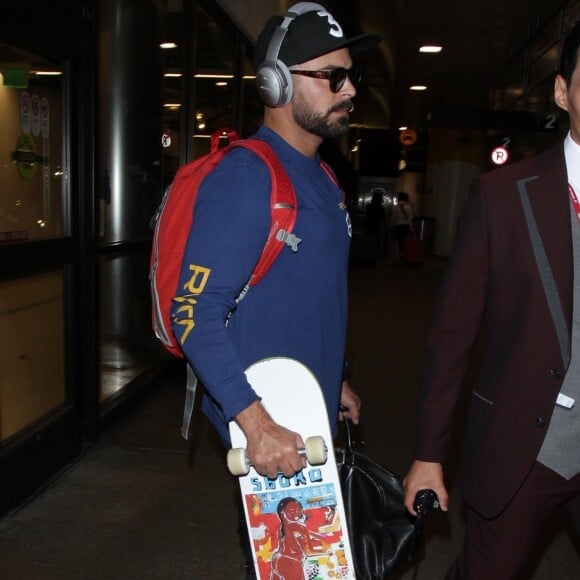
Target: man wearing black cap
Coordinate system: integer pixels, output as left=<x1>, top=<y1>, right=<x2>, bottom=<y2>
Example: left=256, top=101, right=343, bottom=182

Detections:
left=170, top=3, right=380, bottom=574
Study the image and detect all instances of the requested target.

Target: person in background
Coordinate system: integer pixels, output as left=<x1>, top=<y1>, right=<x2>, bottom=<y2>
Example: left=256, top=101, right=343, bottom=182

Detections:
left=364, top=187, right=387, bottom=259
left=403, top=20, right=580, bottom=579
left=390, top=191, right=414, bottom=260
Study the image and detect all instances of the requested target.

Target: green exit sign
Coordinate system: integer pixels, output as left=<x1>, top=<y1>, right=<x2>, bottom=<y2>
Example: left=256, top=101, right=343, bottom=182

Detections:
left=2, top=68, right=28, bottom=88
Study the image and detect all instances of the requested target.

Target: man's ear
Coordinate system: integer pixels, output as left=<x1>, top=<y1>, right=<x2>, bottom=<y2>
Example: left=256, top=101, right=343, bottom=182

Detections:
left=554, top=74, right=569, bottom=112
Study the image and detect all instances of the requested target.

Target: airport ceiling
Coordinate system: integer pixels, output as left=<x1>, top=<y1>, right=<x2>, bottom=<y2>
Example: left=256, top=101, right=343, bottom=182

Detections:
left=323, top=0, right=573, bottom=131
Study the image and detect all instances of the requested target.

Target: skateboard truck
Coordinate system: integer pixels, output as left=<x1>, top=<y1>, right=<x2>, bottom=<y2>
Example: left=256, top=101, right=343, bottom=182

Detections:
left=227, top=435, right=328, bottom=476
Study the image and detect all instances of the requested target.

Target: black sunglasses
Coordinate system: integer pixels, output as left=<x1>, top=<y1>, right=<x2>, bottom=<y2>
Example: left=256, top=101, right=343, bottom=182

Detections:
left=290, top=66, right=362, bottom=93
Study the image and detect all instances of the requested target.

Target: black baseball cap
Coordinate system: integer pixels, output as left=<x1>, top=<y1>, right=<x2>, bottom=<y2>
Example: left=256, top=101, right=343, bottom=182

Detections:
left=254, top=6, right=382, bottom=69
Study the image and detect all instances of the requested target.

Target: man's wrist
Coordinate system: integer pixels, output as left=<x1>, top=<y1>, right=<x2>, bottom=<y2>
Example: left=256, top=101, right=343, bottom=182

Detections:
left=235, top=400, right=272, bottom=439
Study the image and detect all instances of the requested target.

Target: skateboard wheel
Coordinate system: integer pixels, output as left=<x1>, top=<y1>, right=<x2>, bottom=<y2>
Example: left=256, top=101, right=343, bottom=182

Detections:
left=304, top=436, right=327, bottom=465
left=227, top=448, right=250, bottom=476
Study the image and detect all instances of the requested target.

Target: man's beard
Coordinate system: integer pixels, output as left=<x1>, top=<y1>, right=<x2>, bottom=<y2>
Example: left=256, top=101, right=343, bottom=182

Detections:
left=292, top=94, right=352, bottom=139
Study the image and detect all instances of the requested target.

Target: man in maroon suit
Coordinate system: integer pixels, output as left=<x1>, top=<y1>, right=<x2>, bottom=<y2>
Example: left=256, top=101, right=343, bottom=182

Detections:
left=403, top=21, right=580, bottom=578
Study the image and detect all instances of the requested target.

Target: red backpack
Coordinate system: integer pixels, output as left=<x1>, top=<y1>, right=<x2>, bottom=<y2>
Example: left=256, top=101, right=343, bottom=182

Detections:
left=149, top=128, right=297, bottom=358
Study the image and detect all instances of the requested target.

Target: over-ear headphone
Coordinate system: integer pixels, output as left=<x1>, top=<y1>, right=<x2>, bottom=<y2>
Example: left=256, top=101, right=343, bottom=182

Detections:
left=256, top=2, right=325, bottom=108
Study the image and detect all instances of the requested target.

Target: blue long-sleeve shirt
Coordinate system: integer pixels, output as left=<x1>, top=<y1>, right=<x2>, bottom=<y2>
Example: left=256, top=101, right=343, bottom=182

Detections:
left=171, top=126, right=351, bottom=442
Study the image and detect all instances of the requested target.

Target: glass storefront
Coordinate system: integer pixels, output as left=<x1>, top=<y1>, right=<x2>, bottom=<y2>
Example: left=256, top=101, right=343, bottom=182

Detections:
left=0, top=0, right=261, bottom=515
left=0, top=46, right=67, bottom=444
left=95, top=1, right=262, bottom=407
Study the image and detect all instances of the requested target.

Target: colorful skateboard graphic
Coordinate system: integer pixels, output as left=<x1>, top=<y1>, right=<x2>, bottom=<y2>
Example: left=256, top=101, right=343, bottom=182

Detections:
left=228, top=358, right=355, bottom=580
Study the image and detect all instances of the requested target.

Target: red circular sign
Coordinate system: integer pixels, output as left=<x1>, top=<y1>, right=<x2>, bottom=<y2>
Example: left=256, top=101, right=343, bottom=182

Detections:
left=399, top=129, right=417, bottom=146
left=491, top=146, right=509, bottom=165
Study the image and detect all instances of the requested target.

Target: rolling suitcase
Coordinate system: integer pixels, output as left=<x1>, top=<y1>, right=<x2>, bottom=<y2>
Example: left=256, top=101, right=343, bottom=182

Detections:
left=404, top=235, right=425, bottom=265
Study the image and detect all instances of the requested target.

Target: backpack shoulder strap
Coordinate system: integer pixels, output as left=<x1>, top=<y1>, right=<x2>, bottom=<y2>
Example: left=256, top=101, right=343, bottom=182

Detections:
left=232, top=138, right=297, bottom=286
left=320, top=160, right=345, bottom=202
left=320, top=160, right=337, bottom=184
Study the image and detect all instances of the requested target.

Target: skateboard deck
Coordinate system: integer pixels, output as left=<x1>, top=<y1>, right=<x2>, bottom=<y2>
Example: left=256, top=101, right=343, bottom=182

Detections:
left=228, top=357, right=355, bottom=580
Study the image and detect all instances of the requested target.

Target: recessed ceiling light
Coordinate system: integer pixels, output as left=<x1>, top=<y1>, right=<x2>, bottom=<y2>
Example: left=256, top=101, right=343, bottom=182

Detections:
left=160, top=42, right=178, bottom=49
left=410, top=85, right=427, bottom=91
left=419, top=45, right=442, bottom=53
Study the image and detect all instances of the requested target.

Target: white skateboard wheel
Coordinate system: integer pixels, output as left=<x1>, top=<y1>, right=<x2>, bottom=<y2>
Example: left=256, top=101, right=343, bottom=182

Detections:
left=304, top=436, right=327, bottom=465
left=227, top=448, right=250, bottom=476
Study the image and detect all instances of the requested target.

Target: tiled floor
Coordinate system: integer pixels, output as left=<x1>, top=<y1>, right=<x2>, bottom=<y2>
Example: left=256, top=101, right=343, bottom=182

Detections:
left=0, top=258, right=578, bottom=579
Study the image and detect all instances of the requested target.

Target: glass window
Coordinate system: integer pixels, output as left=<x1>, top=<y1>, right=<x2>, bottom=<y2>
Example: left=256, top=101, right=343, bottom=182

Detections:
left=0, top=44, right=65, bottom=242
left=192, top=5, right=236, bottom=158
left=161, top=0, right=185, bottom=192
left=0, top=44, right=67, bottom=444
left=99, top=250, right=158, bottom=405
left=0, top=271, right=66, bottom=443
left=241, top=52, right=263, bottom=137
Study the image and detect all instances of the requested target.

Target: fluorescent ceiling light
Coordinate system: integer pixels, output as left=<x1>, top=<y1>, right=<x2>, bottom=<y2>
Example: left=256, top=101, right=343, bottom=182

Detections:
left=160, top=42, right=178, bottom=49
left=194, top=74, right=234, bottom=79
left=410, top=85, right=427, bottom=91
left=164, top=72, right=182, bottom=78
left=31, top=71, right=62, bottom=76
left=419, top=45, right=442, bottom=53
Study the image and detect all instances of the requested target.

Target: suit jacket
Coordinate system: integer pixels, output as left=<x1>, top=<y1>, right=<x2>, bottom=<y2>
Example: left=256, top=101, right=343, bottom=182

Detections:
left=416, top=142, right=572, bottom=518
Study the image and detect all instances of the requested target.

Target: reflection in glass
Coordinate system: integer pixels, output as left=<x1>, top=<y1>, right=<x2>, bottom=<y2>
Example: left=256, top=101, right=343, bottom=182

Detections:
left=99, top=250, right=160, bottom=404
left=0, top=272, right=66, bottom=443
left=191, top=5, right=236, bottom=159
left=0, top=44, right=65, bottom=242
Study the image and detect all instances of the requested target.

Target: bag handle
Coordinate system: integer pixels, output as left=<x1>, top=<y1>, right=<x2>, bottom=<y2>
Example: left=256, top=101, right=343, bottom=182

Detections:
left=343, top=417, right=358, bottom=447
left=341, top=417, right=365, bottom=465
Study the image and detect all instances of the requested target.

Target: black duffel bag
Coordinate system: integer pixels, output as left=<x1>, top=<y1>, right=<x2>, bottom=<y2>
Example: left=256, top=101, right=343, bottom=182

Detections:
left=337, top=419, right=437, bottom=579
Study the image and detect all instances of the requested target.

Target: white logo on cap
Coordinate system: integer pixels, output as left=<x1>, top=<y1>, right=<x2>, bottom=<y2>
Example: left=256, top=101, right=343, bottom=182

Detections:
left=317, top=10, right=343, bottom=38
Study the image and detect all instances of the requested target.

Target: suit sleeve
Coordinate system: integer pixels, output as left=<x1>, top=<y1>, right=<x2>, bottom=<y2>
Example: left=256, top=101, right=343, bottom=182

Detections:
left=170, top=153, right=271, bottom=421
left=415, top=179, right=489, bottom=462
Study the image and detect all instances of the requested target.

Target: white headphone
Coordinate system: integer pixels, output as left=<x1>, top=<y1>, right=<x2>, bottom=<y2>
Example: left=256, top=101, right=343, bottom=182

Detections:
left=256, top=2, right=326, bottom=108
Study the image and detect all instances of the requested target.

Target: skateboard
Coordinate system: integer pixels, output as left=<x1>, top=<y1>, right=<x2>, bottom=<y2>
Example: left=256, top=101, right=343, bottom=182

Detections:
left=228, top=357, right=356, bottom=580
